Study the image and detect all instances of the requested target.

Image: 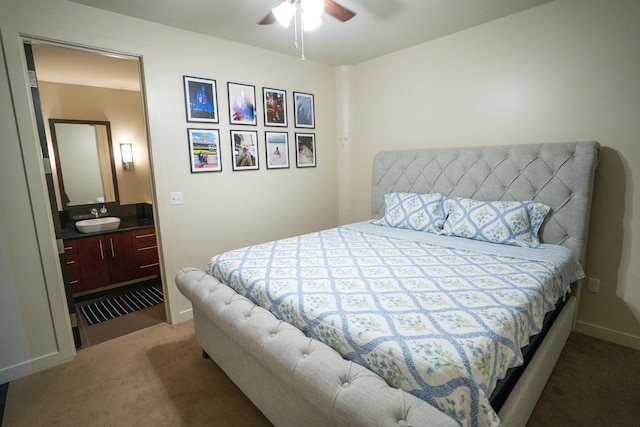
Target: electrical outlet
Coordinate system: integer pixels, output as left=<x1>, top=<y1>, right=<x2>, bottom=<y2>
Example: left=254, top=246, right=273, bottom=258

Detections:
left=587, top=277, right=600, bottom=293
left=170, top=191, right=184, bottom=205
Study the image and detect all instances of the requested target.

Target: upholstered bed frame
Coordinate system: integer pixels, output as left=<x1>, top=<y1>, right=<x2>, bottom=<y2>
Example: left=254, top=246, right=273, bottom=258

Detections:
left=177, top=141, right=599, bottom=427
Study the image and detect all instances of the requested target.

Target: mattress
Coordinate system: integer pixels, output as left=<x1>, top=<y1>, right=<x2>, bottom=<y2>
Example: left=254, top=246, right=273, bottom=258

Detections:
left=206, top=221, right=584, bottom=427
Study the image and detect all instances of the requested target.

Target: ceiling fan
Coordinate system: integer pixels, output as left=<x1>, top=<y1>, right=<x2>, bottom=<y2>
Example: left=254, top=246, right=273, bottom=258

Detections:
left=259, top=0, right=356, bottom=26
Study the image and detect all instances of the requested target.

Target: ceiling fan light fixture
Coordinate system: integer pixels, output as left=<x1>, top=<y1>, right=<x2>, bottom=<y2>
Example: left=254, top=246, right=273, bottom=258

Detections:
left=303, top=15, right=322, bottom=31
left=272, top=1, right=295, bottom=28
left=259, top=0, right=357, bottom=60
left=301, top=0, right=324, bottom=18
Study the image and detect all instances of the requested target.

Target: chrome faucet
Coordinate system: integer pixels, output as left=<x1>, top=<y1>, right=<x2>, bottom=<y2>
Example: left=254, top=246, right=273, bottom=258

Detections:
left=90, top=208, right=99, bottom=218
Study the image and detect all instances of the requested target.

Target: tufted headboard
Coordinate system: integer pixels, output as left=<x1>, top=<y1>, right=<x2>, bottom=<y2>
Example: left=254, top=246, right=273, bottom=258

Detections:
left=371, top=141, right=600, bottom=263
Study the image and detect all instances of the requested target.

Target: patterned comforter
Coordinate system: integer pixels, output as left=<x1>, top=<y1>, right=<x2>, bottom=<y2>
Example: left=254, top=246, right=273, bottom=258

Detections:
left=206, top=222, right=584, bottom=427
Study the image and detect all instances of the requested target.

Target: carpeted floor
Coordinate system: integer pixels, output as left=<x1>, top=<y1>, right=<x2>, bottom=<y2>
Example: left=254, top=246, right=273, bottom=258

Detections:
left=3, top=323, right=639, bottom=426
left=3, top=320, right=270, bottom=427
left=527, top=332, right=640, bottom=426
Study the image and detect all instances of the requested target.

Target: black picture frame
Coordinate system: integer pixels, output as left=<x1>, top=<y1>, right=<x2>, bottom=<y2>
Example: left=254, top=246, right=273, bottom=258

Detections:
left=187, top=128, right=222, bottom=172
left=295, top=133, right=316, bottom=168
left=263, top=87, right=287, bottom=127
left=183, top=76, right=218, bottom=123
left=228, top=82, right=257, bottom=125
left=293, top=91, right=314, bottom=128
left=231, top=130, right=259, bottom=170
left=265, top=131, right=289, bottom=169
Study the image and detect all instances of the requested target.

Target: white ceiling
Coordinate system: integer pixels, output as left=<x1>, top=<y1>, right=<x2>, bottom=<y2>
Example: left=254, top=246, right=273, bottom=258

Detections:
left=33, top=0, right=552, bottom=91
left=68, top=0, right=553, bottom=66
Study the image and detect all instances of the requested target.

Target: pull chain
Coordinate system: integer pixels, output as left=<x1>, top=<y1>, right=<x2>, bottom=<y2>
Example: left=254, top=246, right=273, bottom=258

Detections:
left=290, top=2, right=305, bottom=60
left=300, top=9, right=306, bottom=60
left=294, top=7, right=299, bottom=49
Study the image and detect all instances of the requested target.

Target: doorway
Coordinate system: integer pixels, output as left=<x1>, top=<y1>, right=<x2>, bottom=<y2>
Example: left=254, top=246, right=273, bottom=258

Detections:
left=26, top=40, right=166, bottom=349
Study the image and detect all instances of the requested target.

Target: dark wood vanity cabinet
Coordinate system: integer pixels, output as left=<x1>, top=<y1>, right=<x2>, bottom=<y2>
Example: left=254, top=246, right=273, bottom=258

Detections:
left=75, top=236, right=111, bottom=291
left=131, top=229, right=160, bottom=278
left=104, top=232, right=137, bottom=284
left=64, top=227, right=159, bottom=295
left=63, top=240, right=85, bottom=294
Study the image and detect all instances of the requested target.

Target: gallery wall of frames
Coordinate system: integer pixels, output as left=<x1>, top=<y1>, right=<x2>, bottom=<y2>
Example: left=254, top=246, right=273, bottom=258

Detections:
left=183, top=75, right=317, bottom=174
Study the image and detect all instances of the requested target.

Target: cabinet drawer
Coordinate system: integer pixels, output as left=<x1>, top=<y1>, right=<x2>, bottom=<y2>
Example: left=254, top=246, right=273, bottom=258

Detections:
left=136, top=248, right=159, bottom=264
left=136, top=250, right=160, bottom=276
left=66, top=262, right=83, bottom=293
left=64, top=241, right=79, bottom=260
left=132, top=228, right=160, bottom=278
left=66, top=260, right=81, bottom=281
left=64, top=241, right=83, bottom=293
left=132, top=229, right=157, bottom=250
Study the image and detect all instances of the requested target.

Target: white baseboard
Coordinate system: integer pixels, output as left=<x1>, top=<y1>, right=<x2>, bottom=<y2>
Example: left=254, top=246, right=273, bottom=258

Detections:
left=574, top=320, right=640, bottom=350
left=0, top=351, right=71, bottom=384
left=172, top=307, right=193, bottom=324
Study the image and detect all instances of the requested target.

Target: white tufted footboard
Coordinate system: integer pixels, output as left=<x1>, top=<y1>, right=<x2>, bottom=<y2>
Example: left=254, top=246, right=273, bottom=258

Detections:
left=176, top=267, right=459, bottom=427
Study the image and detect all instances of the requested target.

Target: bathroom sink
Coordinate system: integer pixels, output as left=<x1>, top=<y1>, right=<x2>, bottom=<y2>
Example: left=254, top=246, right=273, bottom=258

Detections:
left=76, top=217, right=121, bottom=234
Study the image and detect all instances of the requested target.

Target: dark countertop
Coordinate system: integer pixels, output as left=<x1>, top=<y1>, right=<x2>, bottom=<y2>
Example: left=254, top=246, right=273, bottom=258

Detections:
left=62, top=216, right=155, bottom=240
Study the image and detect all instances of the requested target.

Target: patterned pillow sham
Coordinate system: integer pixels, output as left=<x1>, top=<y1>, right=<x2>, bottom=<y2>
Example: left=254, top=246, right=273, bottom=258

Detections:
left=442, top=197, right=550, bottom=247
left=373, top=192, right=446, bottom=233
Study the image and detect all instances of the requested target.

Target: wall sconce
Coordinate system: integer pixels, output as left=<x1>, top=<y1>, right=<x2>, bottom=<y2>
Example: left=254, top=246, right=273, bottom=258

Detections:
left=120, top=143, right=134, bottom=171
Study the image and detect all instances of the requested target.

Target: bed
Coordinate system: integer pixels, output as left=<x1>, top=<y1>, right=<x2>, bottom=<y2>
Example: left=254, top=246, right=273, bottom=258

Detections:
left=177, top=141, right=599, bottom=427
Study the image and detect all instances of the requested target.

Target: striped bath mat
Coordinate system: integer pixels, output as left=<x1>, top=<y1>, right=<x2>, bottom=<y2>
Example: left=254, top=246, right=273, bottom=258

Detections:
left=80, top=286, right=164, bottom=325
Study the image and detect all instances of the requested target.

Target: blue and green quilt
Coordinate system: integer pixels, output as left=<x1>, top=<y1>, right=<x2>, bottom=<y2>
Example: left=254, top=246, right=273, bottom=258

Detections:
left=206, top=222, right=583, bottom=427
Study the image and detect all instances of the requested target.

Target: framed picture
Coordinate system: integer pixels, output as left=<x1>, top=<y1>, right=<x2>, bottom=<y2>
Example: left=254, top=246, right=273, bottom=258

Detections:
left=263, top=87, right=287, bottom=127
left=183, top=76, right=218, bottom=123
left=231, top=130, right=259, bottom=171
left=265, top=132, right=289, bottom=169
left=228, top=82, right=257, bottom=125
left=293, top=92, right=315, bottom=128
left=188, top=128, right=222, bottom=172
left=295, top=133, right=316, bottom=168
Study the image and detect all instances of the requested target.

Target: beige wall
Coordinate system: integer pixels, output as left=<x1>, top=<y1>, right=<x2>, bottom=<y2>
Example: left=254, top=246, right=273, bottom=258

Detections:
left=349, top=0, right=640, bottom=347
left=39, top=82, right=153, bottom=207
left=0, top=0, right=338, bottom=382
left=1, top=0, right=637, bottom=384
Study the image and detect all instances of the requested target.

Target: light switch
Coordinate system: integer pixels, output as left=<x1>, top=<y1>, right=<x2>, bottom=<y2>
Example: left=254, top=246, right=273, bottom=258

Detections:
left=170, top=191, right=184, bottom=205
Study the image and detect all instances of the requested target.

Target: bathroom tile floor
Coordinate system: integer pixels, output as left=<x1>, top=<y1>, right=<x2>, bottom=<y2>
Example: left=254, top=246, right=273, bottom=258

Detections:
left=75, top=281, right=167, bottom=349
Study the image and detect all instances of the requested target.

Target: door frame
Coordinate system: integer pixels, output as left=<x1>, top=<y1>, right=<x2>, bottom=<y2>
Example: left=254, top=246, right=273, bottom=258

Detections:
left=23, top=41, right=82, bottom=348
left=1, top=21, right=162, bottom=375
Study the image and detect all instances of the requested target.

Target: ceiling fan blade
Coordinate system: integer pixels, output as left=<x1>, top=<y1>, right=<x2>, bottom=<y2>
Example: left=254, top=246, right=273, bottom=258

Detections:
left=259, top=0, right=356, bottom=25
left=258, top=0, right=286, bottom=25
left=324, top=0, right=356, bottom=22
left=259, top=11, right=276, bottom=25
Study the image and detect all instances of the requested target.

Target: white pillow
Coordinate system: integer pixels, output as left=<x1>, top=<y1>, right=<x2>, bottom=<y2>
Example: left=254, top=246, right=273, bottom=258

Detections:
left=442, top=197, right=550, bottom=247
left=373, top=192, right=446, bottom=233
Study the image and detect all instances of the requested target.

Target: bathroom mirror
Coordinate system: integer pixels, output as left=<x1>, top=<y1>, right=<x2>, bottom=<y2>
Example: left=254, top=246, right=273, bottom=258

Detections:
left=49, top=119, right=119, bottom=209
